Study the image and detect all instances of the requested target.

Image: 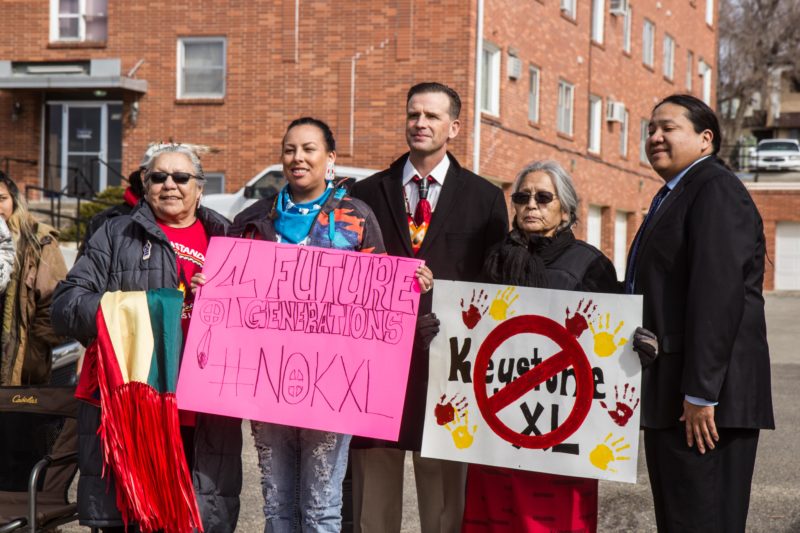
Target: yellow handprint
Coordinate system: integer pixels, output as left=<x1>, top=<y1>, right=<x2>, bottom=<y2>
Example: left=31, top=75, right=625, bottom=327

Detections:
left=589, top=313, right=628, bottom=357
left=489, top=286, right=519, bottom=321
left=589, top=433, right=631, bottom=473
left=444, top=408, right=478, bottom=449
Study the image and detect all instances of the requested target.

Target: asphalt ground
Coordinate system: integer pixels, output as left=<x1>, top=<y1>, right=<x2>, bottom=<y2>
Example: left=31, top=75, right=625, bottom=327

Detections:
left=60, top=294, right=800, bottom=533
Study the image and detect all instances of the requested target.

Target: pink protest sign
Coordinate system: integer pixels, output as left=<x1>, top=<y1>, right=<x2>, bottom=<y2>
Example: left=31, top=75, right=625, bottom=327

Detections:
left=176, top=237, right=422, bottom=440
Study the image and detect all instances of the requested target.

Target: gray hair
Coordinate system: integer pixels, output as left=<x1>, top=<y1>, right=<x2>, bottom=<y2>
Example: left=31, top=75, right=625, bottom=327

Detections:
left=140, top=143, right=205, bottom=186
left=512, top=160, right=579, bottom=232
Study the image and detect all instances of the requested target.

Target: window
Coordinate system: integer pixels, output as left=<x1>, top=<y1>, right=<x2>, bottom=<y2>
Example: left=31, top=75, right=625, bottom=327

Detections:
left=591, top=0, right=605, bottom=44
left=528, top=66, right=540, bottom=123
left=557, top=80, right=575, bottom=136
left=623, top=4, right=632, bottom=53
left=204, top=173, right=225, bottom=194
left=686, top=50, right=694, bottom=91
left=480, top=42, right=501, bottom=115
left=663, top=34, right=675, bottom=80
left=705, top=0, right=714, bottom=25
left=587, top=205, right=603, bottom=249
left=699, top=61, right=712, bottom=104
left=588, top=95, right=602, bottom=153
left=640, top=118, right=650, bottom=163
left=620, top=109, right=629, bottom=157
left=642, top=19, right=655, bottom=67
left=614, top=212, right=628, bottom=282
left=177, top=37, right=227, bottom=99
left=560, top=0, right=577, bottom=19
left=50, top=0, right=108, bottom=42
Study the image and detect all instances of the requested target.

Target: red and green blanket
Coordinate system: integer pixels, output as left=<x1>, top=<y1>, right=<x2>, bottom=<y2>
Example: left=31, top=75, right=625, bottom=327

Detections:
left=79, top=288, right=202, bottom=533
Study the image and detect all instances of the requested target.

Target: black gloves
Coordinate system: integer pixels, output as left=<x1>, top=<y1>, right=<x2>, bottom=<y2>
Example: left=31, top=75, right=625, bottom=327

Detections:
left=632, top=326, right=658, bottom=367
left=415, top=313, right=441, bottom=351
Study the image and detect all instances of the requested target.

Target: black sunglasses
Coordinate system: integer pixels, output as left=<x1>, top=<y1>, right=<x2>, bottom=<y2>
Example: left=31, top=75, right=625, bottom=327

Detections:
left=511, top=190, right=557, bottom=205
left=146, top=171, right=198, bottom=185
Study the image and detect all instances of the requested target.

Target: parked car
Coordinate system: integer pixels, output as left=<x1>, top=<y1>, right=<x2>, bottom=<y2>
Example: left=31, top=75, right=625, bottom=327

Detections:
left=754, top=139, right=800, bottom=171
left=201, top=164, right=377, bottom=221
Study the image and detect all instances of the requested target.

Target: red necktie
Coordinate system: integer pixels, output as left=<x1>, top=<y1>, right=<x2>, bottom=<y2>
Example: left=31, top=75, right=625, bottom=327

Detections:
left=413, top=175, right=434, bottom=226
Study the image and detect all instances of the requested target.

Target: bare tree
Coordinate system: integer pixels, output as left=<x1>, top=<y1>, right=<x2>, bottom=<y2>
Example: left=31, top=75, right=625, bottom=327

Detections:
left=718, top=0, right=800, bottom=149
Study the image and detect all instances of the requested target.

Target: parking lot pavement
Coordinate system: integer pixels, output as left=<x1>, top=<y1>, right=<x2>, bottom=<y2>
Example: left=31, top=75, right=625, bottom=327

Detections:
left=62, top=293, right=800, bottom=532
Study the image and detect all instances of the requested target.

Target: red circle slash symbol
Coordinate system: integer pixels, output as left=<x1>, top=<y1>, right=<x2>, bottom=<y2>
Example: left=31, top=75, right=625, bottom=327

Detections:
left=473, top=315, right=593, bottom=449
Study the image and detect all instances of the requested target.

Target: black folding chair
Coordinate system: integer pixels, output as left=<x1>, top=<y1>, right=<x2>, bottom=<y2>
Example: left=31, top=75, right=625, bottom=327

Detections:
left=0, top=386, right=80, bottom=532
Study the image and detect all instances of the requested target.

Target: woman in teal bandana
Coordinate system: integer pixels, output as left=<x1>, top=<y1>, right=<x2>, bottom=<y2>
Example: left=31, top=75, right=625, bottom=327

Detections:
left=213, top=117, right=433, bottom=532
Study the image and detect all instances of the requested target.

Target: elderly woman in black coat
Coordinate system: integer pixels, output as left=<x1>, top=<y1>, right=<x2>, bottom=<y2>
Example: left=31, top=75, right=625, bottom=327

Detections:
left=52, top=143, right=241, bottom=533
left=463, top=160, right=656, bottom=533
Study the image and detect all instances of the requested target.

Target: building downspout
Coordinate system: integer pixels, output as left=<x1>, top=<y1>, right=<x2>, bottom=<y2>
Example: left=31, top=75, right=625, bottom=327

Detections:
left=473, top=0, right=484, bottom=174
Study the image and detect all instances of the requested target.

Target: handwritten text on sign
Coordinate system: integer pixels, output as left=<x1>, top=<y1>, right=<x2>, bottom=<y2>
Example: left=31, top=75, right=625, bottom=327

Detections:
left=421, top=281, right=643, bottom=483
left=176, top=237, right=422, bottom=440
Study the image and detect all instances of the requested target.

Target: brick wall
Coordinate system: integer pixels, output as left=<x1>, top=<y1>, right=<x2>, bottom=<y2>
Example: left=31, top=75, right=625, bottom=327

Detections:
left=749, top=186, right=800, bottom=290
left=477, top=0, right=718, bottom=259
left=0, top=0, right=475, bottom=192
left=10, top=0, right=782, bottom=285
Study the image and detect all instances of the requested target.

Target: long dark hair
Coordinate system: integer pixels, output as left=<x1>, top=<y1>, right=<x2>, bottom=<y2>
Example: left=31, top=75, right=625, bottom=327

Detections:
left=654, top=94, right=722, bottom=154
left=0, top=170, right=41, bottom=261
left=283, top=117, right=336, bottom=152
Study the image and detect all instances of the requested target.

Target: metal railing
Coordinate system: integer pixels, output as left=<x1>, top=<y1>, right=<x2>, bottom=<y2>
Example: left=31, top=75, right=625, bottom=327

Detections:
left=24, top=184, right=119, bottom=244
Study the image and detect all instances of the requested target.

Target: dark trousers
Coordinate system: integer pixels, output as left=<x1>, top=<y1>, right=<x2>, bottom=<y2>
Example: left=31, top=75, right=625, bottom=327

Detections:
left=644, top=426, right=759, bottom=533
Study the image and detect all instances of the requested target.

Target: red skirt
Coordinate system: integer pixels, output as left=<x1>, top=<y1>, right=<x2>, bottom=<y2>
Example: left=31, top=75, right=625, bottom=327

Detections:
left=462, top=464, right=598, bottom=533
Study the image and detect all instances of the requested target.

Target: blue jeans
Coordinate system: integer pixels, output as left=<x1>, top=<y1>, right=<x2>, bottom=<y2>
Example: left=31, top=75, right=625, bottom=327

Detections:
left=251, top=421, right=351, bottom=533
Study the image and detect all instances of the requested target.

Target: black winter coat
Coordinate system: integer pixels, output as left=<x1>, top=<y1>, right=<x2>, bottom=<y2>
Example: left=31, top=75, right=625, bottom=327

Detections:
left=629, top=155, right=774, bottom=430
left=52, top=201, right=242, bottom=532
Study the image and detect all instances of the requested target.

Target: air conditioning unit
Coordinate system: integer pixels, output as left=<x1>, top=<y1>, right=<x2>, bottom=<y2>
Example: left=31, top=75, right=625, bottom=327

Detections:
left=606, top=100, right=626, bottom=122
left=610, top=0, right=628, bottom=15
left=507, top=56, right=522, bottom=80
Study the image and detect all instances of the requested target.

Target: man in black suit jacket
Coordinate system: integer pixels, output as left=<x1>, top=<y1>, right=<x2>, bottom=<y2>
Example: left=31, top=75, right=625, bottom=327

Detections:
left=349, top=82, right=508, bottom=533
left=629, top=94, right=774, bottom=532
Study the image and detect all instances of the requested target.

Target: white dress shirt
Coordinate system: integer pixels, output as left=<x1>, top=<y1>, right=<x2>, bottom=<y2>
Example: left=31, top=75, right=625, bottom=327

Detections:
left=402, top=156, right=450, bottom=216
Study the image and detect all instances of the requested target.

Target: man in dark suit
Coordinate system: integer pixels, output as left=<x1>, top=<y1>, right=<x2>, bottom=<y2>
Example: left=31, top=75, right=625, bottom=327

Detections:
left=349, top=82, right=508, bottom=533
left=628, top=94, right=774, bottom=532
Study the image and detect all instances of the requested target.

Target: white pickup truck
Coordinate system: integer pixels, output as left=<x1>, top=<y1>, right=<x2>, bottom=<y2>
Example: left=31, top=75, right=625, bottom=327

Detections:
left=201, top=164, right=377, bottom=221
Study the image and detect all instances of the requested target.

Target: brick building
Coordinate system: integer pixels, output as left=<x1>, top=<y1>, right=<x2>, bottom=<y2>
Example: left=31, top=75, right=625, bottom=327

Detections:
left=0, top=0, right=719, bottom=281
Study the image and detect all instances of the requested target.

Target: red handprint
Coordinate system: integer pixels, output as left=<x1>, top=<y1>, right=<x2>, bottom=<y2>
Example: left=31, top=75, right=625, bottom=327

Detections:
left=564, top=298, right=596, bottom=338
left=460, top=289, right=489, bottom=329
left=599, top=383, right=640, bottom=427
left=434, top=394, right=467, bottom=425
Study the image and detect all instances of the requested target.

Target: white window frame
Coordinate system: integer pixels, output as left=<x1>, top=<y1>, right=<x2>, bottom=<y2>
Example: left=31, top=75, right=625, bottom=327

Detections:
left=614, top=211, right=628, bottom=282
left=663, top=34, right=675, bottom=80
left=561, top=0, right=577, bottom=19
left=480, top=42, right=501, bottom=116
left=49, top=0, right=107, bottom=42
left=587, top=205, right=603, bottom=249
left=203, top=172, right=226, bottom=195
left=705, top=0, right=714, bottom=26
left=640, top=118, right=650, bottom=163
left=686, top=50, right=694, bottom=91
left=177, top=37, right=227, bottom=99
left=643, top=19, right=655, bottom=68
left=620, top=109, right=629, bottom=157
left=557, top=80, right=575, bottom=136
left=528, top=66, right=540, bottom=123
left=588, top=95, right=602, bottom=154
left=700, top=62, right=712, bottom=105
left=591, top=0, right=605, bottom=44
left=623, top=4, right=632, bottom=54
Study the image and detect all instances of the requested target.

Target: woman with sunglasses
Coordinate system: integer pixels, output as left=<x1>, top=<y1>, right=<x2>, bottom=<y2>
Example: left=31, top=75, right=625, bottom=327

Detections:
left=52, top=143, right=242, bottom=533
left=463, top=160, right=620, bottom=533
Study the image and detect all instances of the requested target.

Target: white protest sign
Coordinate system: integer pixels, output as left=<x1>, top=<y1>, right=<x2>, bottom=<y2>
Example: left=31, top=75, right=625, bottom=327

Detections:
left=421, top=280, right=643, bottom=483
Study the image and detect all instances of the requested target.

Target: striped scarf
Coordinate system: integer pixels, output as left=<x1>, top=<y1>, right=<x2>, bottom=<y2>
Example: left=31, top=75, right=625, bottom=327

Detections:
left=88, top=289, right=202, bottom=533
